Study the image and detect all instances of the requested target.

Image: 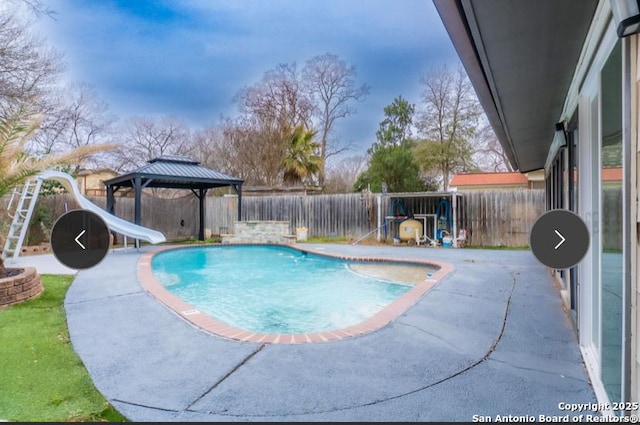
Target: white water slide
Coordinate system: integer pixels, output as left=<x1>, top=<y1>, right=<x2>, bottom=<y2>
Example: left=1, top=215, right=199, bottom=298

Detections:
left=37, top=170, right=166, bottom=244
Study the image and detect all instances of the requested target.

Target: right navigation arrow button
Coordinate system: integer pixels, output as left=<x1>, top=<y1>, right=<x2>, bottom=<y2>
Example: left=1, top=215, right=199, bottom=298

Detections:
left=554, top=229, right=565, bottom=250
left=530, top=209, right=589, bottom=269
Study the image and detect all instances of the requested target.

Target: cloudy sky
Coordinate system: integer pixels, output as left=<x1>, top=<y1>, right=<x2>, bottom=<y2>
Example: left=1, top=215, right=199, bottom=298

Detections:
left=32, top=0, right=461, bottom=157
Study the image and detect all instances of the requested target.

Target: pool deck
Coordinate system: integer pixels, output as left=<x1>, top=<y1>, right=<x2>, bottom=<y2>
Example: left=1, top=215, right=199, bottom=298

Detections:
left=12, top=244, right=597, bottom=421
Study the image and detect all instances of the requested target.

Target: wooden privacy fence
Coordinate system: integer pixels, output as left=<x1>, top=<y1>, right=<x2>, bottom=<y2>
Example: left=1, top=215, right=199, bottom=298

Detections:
left=1, top=189, right=549, bottom=247
left=86, top=195, right=198, bottom=241
left=460, top=190, right=545, bottom=247
left=206, top=193, right=374, bottom=239
left=207, top=189, right=545, bottom=247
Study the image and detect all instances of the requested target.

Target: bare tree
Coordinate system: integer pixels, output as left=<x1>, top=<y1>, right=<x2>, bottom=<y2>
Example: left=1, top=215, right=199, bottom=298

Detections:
left=236, top=63, right=313, bottom=131
left=302, top=53, right=370, bottom=187
left=189, top=125, right=225, bottom=171
left=472, top=119, right=514, bottom=172
left=0, top=7, right=116, bottom=173
left=114, top=115, right=191, bottom=171
left=219, top=118, right=267, bottom=184
left=32, top=83, right=116, bottom=170
left=0, top=7, right=63, bottom=116
left=232, top=63, right=316, bottom=186
left=224, top=54, right=370, bottom=187
left=239, top=118, right=290, bottom=186
left=7, top=0, right=56, bottom=18
left=323, top=154, right=368, bottom=193
left=28, top=88, right=67, bottom=154
left=60, top=83, right=113, bottom=149
left=189, top=119, right=265, bottom=184
left=414, top=65, right=481, bottom=190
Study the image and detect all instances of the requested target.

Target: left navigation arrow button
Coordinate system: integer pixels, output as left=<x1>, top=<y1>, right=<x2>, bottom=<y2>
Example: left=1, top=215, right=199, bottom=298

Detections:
left=51, top=210, right=109, bottom=270
left=74, top=229, right=86, bottom=250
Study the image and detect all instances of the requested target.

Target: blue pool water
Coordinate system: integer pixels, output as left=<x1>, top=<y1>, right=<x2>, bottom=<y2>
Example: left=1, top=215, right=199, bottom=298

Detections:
left=151, top=245, right=415, bottom=334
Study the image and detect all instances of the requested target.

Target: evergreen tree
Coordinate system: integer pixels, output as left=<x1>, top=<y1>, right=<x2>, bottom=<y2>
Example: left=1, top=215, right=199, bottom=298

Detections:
left=355, top=97, right=425, bottom=193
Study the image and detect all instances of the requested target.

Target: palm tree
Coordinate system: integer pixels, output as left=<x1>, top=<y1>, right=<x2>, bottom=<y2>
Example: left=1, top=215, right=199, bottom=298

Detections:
left=0, top=106, right=113, bottom=276
left=282, top=125, right=322, bottom=186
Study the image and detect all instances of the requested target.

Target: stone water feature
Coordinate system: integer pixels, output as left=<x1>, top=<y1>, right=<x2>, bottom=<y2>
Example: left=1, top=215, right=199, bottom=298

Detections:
left=221, top=221, right=297, bottom=244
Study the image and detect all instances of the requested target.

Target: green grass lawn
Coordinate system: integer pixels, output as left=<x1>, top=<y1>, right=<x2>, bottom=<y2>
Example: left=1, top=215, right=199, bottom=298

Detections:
left=0, top=274, right=128, bottom=422
left=167, top=236, right=222, bottom=245
left=302, top=236, right=351, bottom=244
left=464, top=245, right=530, bottom=250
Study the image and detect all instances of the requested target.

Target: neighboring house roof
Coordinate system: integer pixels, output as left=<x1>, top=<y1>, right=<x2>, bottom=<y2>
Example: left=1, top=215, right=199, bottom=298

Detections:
left=433, top=0, right=598, bottom=172
left=451, top=168, right=622, bottom=188
left=602, top=167, right=622, bottom=182
left=76, top=168, right=118, bottom=176
left=450, top=172, right=529, bottom=187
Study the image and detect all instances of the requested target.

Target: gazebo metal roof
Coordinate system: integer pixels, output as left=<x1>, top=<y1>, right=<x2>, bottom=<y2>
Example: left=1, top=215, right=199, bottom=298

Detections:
left=103, top=156, right=243, bottom=242
left=104, top=155, right=243, bottom=189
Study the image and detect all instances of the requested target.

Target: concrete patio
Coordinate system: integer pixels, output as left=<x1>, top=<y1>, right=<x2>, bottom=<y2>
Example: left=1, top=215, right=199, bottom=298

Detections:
left=13, top=244, right=597, bottom=421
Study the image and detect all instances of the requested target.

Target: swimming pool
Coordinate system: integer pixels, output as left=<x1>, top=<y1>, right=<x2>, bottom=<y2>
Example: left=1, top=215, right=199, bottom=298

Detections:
left=139, top=244, right=453, bottom=343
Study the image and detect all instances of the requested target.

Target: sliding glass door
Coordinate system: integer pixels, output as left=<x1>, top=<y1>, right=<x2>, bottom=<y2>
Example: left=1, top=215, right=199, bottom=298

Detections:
left=578, top=36, right=624, bottom=407
left=599, top=39, right=623, bottom=405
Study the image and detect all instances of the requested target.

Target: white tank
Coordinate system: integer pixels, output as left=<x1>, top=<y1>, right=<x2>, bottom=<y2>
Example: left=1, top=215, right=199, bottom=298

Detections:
left=398, top=219, right=423, bottom=241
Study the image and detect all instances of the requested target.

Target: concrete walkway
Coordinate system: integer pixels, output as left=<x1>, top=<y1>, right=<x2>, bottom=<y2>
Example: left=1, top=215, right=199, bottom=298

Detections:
left=23, top=244, right=596, bottom=421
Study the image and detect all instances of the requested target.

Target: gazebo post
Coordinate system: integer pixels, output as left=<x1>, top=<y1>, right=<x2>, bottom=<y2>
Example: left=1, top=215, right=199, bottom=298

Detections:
left=236, top=185, right=242, bottom=221
left=198, top=188, right=207, bottom=241
left=134, top=176, right=141, bottom=248
left=106, top=184, right=117, bottom=245
left=106, top=185, right=115, bottom=214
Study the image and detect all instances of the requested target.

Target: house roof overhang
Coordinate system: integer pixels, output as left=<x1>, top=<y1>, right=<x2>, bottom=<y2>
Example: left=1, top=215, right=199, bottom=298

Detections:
left=433, top=0, right=599, bottom=172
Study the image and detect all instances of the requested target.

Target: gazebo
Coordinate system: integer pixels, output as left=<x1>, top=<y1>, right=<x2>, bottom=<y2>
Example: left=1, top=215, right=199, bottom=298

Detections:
left=103, top=156, right=243, bottom=241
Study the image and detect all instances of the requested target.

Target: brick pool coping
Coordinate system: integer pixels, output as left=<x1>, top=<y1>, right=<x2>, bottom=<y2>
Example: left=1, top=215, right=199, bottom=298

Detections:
left=137, top=243, right=455, bottom=344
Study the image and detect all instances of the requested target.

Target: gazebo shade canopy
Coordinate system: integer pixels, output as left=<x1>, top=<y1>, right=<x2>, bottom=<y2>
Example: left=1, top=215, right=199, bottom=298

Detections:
left=103, top=155, right=243, bottom=190
left=103, top=156, right=243, bottom=241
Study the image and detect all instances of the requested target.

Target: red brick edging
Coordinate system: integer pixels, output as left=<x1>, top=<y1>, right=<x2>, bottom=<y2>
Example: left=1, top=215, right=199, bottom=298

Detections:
left=137, top=244, right=454, bottom=344
left=0, top=267, right=43, bottom=308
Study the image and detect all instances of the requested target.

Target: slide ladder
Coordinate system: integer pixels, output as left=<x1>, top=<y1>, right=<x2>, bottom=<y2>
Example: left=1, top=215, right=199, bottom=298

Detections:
left=2, top=178, right=44, bottom=260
